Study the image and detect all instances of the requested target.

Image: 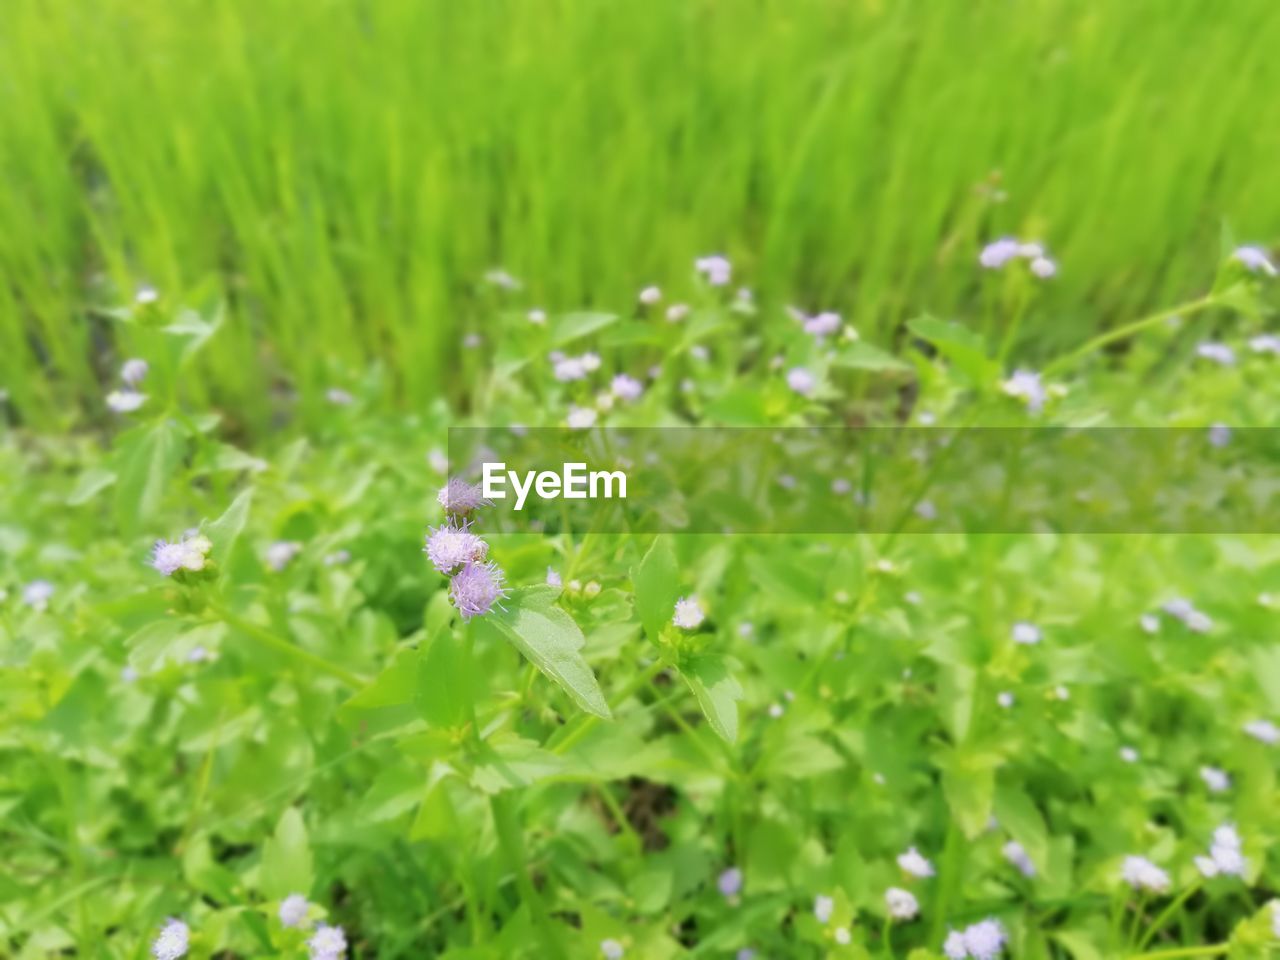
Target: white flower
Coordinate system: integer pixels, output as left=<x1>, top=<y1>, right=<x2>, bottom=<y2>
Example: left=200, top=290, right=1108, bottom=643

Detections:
left=885, top=886, right=919, bottom=920
left=1199, top=766, right=1231, bottom=793
left=1161, top=597, right=1212, bottom=632
left=897, top=846, right=935, bottom=878
left=611, top=374, right=644, bottom=402
left=834, top=926, right=851, bottom=945
left=1196, top=342, right=1236, bottom=366
left=121, top=358, right=149, bottom=386
left=1054, top=685, right=1070, bottom=701
left=326, top=387, right=354, bottom=406
left=1196, top=823, right=1247, bottom=878
left=673, top=596, right=705, bottom=630
left=1030, top=256, right=1057, bottom=279
left=695, top=254, right=731, bottom=286
left=121, top=665, right=139, bottom=683
left=527, top=308, right=547, bottom=325
left=803, top=311, right=842, bottom=338
left=553, top=356, right=587, bottom=381
left=546, top=566, right=562, bottom=588
left=1003, top=840, right=1036, bottom=877
left=1121, top=855, right=1170, bottom=893
left=107, top=389, right=147, bottom=413
left=1249, top=333, right=1280, bottom=354
left=786, top=367, right=815, bottom=395
left=307, top=923, right=348, bottom=960
left=278, top=893, right=309, bottom=928
left=483, top=268, right=521, bottom=290
left=427, top=448, right=450, bottom=474
left=1244, top=719, right=1280, bottom=744
left=1011, top=621, right=1041, bottom=645
left=136, top=285, right=160, bottom=304
left=979, top=238, right=1021, bottom=269
left=638, top=285, right=661, bottom=305
left=151, top=536, right=210, bottom=576
left=997, top=691, right=1014, bottom=709
left=266, top=541, right=302, bottom=572
left=1208, top=423, right=1231, bottom=448
left=580, top=352, right=602, bottom=372
left=600, top=939, right=625, bottom=960
left=768, top=702, right=784, bottom=718
left=566, top=405, right=597, bottom=429
left=1140, top=613, right=1160, bottom=634
left=1233, top=246, right=1277, bottom=276
left=944, top=930, right=969, bottom=959
left=1119, top=746, right=1139, bottom=764
left=963, top=918, right=1007, bottom=960
left=152, top=918, right=190, bottom=960
left=1001, top=369, right=1046, bottom=414
left=1271, top=901, right=1280, bottom=939
left=814, top=894, right=834, bottom=924
left=23, top=580, right=54, bottom=610
left=666, top=303, right=689, bottom=323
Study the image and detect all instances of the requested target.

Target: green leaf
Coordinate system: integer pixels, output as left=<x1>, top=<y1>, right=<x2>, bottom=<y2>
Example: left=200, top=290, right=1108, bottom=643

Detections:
left=994, top=783, right=1049, bottom=874
left=831, top=340, right=913, bottom=373
left=205, top=489, right=252, bottom=580
left=550, top=311, right=618, bottom=346
left=416, top=630, right=476, bottom=728
left=475, top=586, right=611, bottom=718
left=940, top=748, right=998, bottom=839
left=66, top=467, right=116, bottom=506
left=260, top=808, right=313, bottom=899
left=908, top=315, right=998, bottom=386
left=681, top=654, right=743, bottom=743
left=633, top=536, right=679, bottom=641
left=113, top=420, right=186, bottom=532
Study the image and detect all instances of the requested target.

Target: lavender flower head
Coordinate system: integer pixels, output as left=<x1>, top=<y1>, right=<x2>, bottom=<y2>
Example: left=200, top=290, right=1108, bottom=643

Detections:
left=307, top=923, right=348, bottom=960
left=718, top=866, right=743, bottom=898
left=266, top=541, right=303, bottom=572
left=1196, top=342, right=1236, bottom=366
left=672, top=596, right=705, bottom=630
left=1244, top=718, right=1279, bottom=744
left=1011, top=621, right=1041, bottom=645
left=152, top=918, right=190, bottom=960
left=695, top=254, right=732, bottom=286
left=803, top=311, right=842, bottom=338
left=546, top=566, right=562, bottom=588
left=152, top=535, right=212, bottom=576
left=107, top=389, right=147, bottom=413
left=121, top=358, right=149, bottom=386
left=449, top=560, right=507, bottom=620
left=786, top=367, right=815, bottom=396
left=1233, top=245, right=1277, bottom=276
left=897, top=846, right=935, bottom=878
left=326, top=387, right=354, bottom=406
left=639, top=285, right=661, bottom=305
left=1121, top=855, right=1170, bottom=893
left=600, top=939, right=625, bottom=960
left=963, top=918, right=1008, bottom=959
left=1195, top=823, right=1246, bottom=878
left=566, top=406, right=598, bottom=430
left=438, top=477, right=490, bottom=516
left=611, top=374, right=644, bottom=402
left=813, top=894, right=834, bottom=924
left=424, top=520, right=489, bottom=574
left=979, top=237, right=1021, bottom=269
left=1199, top=765, right=1230, bottom=793
left=1001, top=369, right=1047, bottom=413
left=1003, top=839, right=1036, bottom=877
left=278, top=893, right=309, bottom=928
left=885, top=886, right=919, bottom=920
left=1249, top=333, right=1280, bottom=354
left=23, top=579, right=54, bottom=610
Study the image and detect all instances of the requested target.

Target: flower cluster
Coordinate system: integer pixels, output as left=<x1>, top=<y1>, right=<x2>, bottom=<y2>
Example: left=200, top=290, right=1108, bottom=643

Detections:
left=943, top=918, right=1007, bottom=959
left=307, top=923, right=348, bottom=960
left=1121, top=854, right=1170, bottom=893
left=672, top=596, right=706, bottom=630
left=978, top=238, right=1057, bottom=278
left=428, top=479, right=508, bottom=620
left=1195, top=823, right=1247, bottom=879
left=151, top=919, right=189, bottom=960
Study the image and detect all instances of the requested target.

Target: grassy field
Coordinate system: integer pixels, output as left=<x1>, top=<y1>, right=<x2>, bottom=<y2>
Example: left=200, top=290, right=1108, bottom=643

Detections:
left=2, top=0, right=1279, bottom=429
left=3, top=2, right=1280, bottom=959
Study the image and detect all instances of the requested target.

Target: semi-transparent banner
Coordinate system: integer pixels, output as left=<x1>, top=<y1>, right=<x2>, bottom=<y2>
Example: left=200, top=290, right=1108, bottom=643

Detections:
left=446, top=428, right=1280, bottom=534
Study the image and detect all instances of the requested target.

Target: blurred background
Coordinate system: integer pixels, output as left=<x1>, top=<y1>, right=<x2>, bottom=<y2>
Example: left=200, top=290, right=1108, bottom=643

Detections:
left=1, top=0, right=1278, bottom=433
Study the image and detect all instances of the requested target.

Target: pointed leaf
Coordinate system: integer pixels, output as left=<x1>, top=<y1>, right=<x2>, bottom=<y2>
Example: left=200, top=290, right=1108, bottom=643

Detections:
left=682, top=654, right=743, bottom=743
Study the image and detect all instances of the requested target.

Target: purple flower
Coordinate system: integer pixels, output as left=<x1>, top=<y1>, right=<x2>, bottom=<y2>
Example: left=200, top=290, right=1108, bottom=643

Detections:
left=151, top=537, right=208, bottom=576
left=424, top=520, right=489, bottom=574
left=106, top=389, right=147, bottom=413
left=638, top=285, right=661, bottom=305
left=23, top=579, right=54, bottom=610
left=611, top=374, right=644, bottom=402
left=152, top=918, right=190, bottom=960
left=278, top=893, right=309, bottom=928
left=1002, top=369, right=1046, bottom=413
left=718, top=867, right=743, bottom=898
left=438, top=478, right=490, bottom=516
left=1030, top=256, right=1057, bottom=279
left=1233, top=246, right=1277, bottom=276
left=121, top=358, right=149, bottom=386
left=1196, top=342, right=1236, bottom=366
left=786, top=367, right=815, bottom=396
left=307, top=923, right=347, bottom=960
left=979, top=238, right=1020, bottom=269
left=449, top=561, right=508, bottom=620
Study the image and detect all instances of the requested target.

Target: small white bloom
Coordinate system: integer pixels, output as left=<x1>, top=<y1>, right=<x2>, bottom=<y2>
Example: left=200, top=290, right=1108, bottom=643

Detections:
left=266, top=541, right=302, bottom=572
left=1208, top=423, right=1231, bottom=448
left=914, top=499, right=938, bottom=521
left=1199, top=766, right=1231, bottom=793
left=121, top=358, right=149, bottom=386
left=963, top=918, right=1007, bottom=960
left=1270, top=900, right=1280, bottom=939
left=767, top=702, right=784, bottom=719
left=580, top=352, right=602, bottom=372
left=695, top=254, right=731, bottom=286
left=307, top=923, right=348, bottom=960
left=1030, top=256, right=1057, bottom=278
left=438, top=477, right=490, bottom=516
left=135, top=285, right=160, bottom=304
left=834, top=926, right=851, bottom=945
left=278, top=893, right=309, bottom=928
left=1054, top=684, right=1070, bottom=700
left=1003, top=840, right=1036, bottom=877
left=1249, top=333, right=1280, bottom=354
left=611, top=374, right=644, bottom=401
left=804, top=311, right=842, bottom=338
left=665, top=303, right=689, bottom=323
left=997, top=691, right=1014, bottom=709
left=1197, top=823, right=1247, bottom=878
left=786, top=367, right=815, bottom=396
left=424, top=521, right=489, bottom=574
left=553, top=356, right=587, bottom=382
left=1196, top=342, right=1236, bottom=366
left=326, top=387, right=354, bottom=406
left=897, top=846, right=935, bottom=878
left=1011, top=621, right=1041, bottom=645
left=483, top=268, right=521, bottom=290
left=1140, top=613, right=1160, bottom=634
left=107, top=389, right=147, bottom=413
left=152, top=918, right=190, bottom=960
left=814, top=894, right=834, bottom=924
left=121, top=665, right=139, bottom=683
left=673, top=596, right=705, bottom=630
left=689, top=344, right=709, bottom=361
left=1119, top=746, right=1139, bottom=764
left=23, top=580, right=54, bottom=610
left=546, top=566, right=562, bottom=588
left=600, top=939, right=624, bottom=960
left=1001, top=369, right=1046, bottom=414
left=638, top=285, right=661, bottom=305
left=1233, top=246, right=1277, bottom=276
left=943, top=930, right=968, bottom=959
left=527, top=308, right=547, bottom=324
left=566, top=405, right=597, bottom=429
left=1244, top=719, right=1280, bottom=744
left=1121, top=855, right=1170, bottom=893
left=885, top=886, right=919, bottom=920
left=979, top=238, right=1020, bottom=269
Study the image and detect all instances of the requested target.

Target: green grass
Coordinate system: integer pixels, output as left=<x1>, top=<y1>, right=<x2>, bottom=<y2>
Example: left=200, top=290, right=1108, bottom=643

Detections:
left=2, top=0, right=1279, bottom=428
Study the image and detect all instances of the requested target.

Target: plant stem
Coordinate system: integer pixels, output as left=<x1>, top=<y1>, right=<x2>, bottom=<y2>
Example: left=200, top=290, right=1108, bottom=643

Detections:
left=207, top=600, right=366, bottom=687
left=1136, top=883, right=1201, bottom=951
left=490, top=791, right=565, bottom=958
left=1124, top=945, right=1228, bottom=959
left=1041, top=294, right=1218, bottom=377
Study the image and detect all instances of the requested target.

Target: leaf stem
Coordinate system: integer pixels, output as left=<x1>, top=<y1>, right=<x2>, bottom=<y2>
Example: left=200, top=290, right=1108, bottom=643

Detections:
left=1124, top=945, right=1228, bottom=959
left=1041, top=294, right=1218, bottom=377
left=207, top=600, right=366, bottom=687
left=1136, top=882, right=1201, bottom=951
